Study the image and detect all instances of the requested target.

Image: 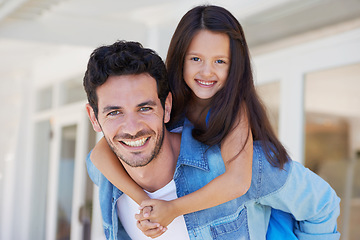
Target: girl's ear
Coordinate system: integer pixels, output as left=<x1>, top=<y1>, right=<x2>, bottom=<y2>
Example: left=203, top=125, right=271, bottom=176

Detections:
left=86, top=103, right=102, bottom=132
left=164, top=92, right=172, bottom=124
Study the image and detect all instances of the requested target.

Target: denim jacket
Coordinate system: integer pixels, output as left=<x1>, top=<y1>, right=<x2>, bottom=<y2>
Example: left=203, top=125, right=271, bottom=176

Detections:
left=86, top=119, right=340, bottom=239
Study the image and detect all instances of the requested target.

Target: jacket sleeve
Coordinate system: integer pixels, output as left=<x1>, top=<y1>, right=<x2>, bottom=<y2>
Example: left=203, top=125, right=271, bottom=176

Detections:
left=258, top=160, right=341, bottom=240
left=86, top=151, right=101, bottom=186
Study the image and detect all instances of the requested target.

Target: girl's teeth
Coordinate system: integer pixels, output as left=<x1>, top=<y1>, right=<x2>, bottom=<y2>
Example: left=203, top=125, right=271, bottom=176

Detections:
left=122, top=137, right=148, bottom=147
left=198, top=80, right=215, bottom=86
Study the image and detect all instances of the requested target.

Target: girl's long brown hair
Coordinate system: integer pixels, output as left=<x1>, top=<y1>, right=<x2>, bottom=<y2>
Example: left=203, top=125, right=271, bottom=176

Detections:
left=166, top=5, right=289, bottom=168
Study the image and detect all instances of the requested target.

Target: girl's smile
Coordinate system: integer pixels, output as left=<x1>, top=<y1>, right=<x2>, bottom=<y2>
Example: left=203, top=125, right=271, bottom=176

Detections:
left=196, top=79, right=216, bottom=87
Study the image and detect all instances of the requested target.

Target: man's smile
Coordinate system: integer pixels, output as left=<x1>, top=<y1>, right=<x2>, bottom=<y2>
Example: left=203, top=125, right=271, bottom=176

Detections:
left=121, top=137, right=150, bottom=147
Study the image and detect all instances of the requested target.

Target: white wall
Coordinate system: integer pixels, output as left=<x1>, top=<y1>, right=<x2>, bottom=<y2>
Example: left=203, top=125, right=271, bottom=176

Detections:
left=0, top=44, right=93, bottom=240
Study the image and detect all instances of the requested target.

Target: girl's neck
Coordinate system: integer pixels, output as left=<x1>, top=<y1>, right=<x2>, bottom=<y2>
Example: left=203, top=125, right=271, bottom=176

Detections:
left=186, top=96, right=211, bottom=129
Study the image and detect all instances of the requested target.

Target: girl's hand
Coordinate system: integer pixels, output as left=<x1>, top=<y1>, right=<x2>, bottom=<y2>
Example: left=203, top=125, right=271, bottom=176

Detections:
left=136, top=199, right=178, bottom=227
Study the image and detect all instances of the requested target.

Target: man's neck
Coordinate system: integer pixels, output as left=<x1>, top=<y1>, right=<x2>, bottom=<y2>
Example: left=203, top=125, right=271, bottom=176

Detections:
left=122, top=131, right=181, bottom=193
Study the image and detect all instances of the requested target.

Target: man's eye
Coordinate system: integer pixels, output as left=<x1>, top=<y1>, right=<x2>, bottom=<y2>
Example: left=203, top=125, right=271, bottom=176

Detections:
left=191, top=57, right=200, bottom=62
left=108, top=110, right=121, bottom=116
left=140, top=107, right=151, bottom=112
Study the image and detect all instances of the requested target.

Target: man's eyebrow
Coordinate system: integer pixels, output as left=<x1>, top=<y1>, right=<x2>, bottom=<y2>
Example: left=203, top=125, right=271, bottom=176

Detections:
left=102, top=106, right=121, bottom=114
left=101, top=101, right=157, bottom=114
left=138, top=100, right=157, bottom=107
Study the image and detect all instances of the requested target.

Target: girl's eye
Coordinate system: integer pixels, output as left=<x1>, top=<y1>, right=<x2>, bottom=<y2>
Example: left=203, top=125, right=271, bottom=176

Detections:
left=215, top=59, right=226, bottom=64
left=191, top=57, right=200, bottom=62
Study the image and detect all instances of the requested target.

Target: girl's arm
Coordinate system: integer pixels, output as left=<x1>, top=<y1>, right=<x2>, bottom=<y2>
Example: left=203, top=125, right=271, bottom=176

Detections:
left=90, top=137, right=150, bottom=205
left=138, top=106, right=253, bottom=226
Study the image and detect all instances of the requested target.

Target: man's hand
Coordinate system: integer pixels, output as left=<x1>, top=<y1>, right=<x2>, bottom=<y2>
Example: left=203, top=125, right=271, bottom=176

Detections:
left=136, top=219, right=167, bottom=238
left=136, top=206, right=167, bottom=238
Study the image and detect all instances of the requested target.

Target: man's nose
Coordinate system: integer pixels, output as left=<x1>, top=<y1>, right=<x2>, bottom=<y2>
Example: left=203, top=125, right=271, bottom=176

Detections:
left=122, top=113, right=142, bottom=136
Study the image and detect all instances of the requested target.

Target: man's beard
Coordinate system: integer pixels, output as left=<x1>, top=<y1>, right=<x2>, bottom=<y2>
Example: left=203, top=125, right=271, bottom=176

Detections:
left=105, top=124, right=165, bottom=168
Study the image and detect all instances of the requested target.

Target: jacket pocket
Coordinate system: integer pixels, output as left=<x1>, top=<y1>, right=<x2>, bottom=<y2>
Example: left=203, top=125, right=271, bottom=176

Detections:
left=210, top=206, right=249, bottom=240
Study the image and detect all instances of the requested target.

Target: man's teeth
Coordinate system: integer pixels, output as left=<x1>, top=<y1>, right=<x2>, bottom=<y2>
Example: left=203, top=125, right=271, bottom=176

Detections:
left=122, top=137, right=148, bottom=147
left=198, top=80, right=215, bottom=86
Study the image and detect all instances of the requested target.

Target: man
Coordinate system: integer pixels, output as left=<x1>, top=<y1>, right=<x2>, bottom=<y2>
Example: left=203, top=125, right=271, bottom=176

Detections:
left=83, top=41, right=340, bottom=240
left=84, top=41, right=188, bottom=239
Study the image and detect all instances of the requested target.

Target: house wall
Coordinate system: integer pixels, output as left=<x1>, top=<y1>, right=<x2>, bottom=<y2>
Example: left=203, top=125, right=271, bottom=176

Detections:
left=0, top=15, right=359, bottom=240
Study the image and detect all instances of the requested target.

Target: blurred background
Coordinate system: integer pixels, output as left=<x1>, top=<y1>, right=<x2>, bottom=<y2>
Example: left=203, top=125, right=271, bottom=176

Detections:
left=0, top=0, right=359, bottom=239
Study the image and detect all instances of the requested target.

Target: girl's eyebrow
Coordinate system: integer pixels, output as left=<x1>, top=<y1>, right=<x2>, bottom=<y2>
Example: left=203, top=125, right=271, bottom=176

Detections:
left=186, top=52, right=202, bottom=56
left=186, top=52, right=230, bottom=59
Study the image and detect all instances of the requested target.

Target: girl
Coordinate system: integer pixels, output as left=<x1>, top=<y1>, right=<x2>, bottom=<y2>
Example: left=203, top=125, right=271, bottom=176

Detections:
left=136, top=5, right=293, bottom=238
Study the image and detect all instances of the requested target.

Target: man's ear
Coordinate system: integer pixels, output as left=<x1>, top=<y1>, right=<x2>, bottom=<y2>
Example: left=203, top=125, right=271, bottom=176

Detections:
left=164, top=92, right=172, bottom=124
left=86, top=103, right=102, bottom=132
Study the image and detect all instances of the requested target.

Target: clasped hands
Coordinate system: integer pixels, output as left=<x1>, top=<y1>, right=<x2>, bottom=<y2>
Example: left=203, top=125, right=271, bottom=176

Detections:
left=135, top=199, right=178, bottom=238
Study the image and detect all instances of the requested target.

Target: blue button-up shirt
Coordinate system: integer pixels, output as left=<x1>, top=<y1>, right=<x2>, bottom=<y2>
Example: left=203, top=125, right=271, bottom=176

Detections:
left=86, top=118, right=341, bottom=239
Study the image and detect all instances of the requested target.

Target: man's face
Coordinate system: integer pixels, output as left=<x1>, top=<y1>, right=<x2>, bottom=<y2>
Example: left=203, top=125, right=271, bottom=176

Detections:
left=87, top=73, right=171, bottom=167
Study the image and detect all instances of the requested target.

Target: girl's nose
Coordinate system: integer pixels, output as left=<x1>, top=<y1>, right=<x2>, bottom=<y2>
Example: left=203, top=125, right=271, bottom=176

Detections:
left=200, top=62, right=214, bottom=77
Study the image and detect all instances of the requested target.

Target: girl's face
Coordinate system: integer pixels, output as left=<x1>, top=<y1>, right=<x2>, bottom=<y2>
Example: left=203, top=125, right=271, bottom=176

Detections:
left=184, top=30, right=230, bottom=100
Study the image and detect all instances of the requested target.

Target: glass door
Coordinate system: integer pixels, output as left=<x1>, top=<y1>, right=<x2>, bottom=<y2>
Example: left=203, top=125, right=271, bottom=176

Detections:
left=46, top=109, right=93, bottom=240
left=56, top=124, right=77, bottom=240
left=28, top=120, right=51, bottom=240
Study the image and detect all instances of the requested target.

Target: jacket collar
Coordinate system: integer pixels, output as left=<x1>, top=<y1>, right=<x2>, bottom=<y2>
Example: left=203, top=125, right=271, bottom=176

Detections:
left=176, top=118, right=210, bottom=172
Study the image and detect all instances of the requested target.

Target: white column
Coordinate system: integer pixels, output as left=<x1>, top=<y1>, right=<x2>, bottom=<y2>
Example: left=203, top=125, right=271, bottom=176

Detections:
left=17, top=71, right=35, bottom=240
left=0, top=71, right=31, bottom=240
left=0, top=153, right=16, bottom=240
left=278, top=70, right=305, bottom=163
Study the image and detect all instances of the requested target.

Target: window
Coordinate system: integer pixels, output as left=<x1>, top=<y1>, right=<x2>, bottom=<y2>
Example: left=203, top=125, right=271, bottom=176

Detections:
left=59, top=78, right=86, bottom=105
left=304, top=63, right=360, bottom=240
